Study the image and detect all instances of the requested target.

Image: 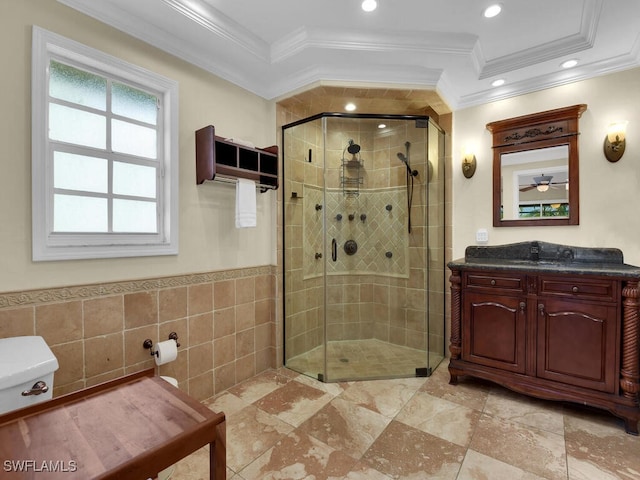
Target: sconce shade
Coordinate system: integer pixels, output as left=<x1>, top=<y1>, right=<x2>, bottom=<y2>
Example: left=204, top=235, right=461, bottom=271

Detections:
left=604, top=121, right=628, bottom=162
left=462, top=154, right=476, bottom=178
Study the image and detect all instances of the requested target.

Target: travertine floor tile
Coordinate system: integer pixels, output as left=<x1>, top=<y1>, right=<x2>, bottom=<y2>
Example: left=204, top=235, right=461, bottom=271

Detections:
left=469, top=414, right=567, bottom=480
left=564, top=408, right=640, bottom=480
left=171, top=363, right=640, bottom=480
left=483, top=386, right=565, bottom=435
left=396, top=391, right=481, bottom=447
left=457, top=450, right=548, bottom=480
left=298, top=396, right=391, bottom=459
left=253, top=378, right=334, bottom=427
left=238, top=431, right=357, bottom=480
left=361, top=420, right=466, bottom=479
left=419, top=364, right=490, bottom=411
left=225, top=404, right=294, bottom=472
left=338, top=376, right=426, bottom=418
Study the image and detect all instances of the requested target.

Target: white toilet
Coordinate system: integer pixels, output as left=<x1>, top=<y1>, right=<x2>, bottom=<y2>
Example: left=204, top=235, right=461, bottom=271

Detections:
left=0, top=336, right=59, bottom=415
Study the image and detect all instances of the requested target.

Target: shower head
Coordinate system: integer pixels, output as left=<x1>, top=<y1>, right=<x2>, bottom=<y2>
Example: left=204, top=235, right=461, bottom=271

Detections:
left=347, top=139, right=361, bottom=155
left=396, top=152, right=418, bottom=177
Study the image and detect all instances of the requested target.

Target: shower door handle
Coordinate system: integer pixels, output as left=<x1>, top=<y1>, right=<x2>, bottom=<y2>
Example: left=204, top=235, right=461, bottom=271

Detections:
left=331, top=238, right=337, bottom=261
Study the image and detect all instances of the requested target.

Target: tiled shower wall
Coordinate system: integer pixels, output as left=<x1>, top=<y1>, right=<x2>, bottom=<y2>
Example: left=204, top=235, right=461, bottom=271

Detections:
left=0, top=266, right=276, bottom=401
left=282, top=114, right=446, bottom=362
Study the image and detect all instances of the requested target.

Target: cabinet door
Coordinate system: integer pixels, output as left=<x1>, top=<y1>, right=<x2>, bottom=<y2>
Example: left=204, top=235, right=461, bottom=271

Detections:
left=537, top=298, right=618, bottom=392
left=462, top=292, right=526, bottom=373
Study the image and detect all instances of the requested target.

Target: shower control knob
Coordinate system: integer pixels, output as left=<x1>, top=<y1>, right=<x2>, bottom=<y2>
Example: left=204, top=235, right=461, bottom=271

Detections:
left=344, top=240, right=358, bottom=255
left=336, top=214, right=342, bottom=221
left=385, top=251, right=393, bottom=258
left=360, top=214, right=367, bottom=222
left=315, top=204, right=323, bottom=211
left=348, top=213, right=355, bottom=221
left=315, top=252, right=322, bottom=259
left=386, top=204, right=392, bottom=211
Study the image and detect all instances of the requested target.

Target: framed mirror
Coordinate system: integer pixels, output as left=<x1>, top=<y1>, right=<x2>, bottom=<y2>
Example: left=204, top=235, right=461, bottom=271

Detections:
left=487, top=104, right=587, bottom=227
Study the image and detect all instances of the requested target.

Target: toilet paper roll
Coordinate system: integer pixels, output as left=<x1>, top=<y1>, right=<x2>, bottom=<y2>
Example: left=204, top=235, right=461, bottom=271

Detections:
left=155, top=339, right=178, bottom=366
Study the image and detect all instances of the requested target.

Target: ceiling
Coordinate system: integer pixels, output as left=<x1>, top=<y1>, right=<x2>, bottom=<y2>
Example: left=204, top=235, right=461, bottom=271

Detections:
left=58, top=0, right=640, bottom=112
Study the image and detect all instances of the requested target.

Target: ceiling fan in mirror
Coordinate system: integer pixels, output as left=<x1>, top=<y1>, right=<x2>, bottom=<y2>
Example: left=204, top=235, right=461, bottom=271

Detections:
left=519, top=174, right=568, bottom=193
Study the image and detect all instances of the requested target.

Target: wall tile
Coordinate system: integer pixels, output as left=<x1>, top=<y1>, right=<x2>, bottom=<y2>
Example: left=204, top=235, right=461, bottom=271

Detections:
left=214, top=307, right=236, bottom=339
left=0, top=266, right=276, bottom=400
left=124, top=291, right=158, bottom=329
left=36, top=301, right=83, bottom=345
left=50, top=341, right=84, bottom=386
left=236, top=277, right=255, bottom=305
left=188, top=312, right=213, bottom=346
left=84, top=295, right=123, bottom=338
left=214, top=279, right=235, bottom=310
left=0, top=307, right=34, bottom=338
left=84, top=333, right=124, bottom=377
left=159, top=287, right=187, bottom=321
left=188, top=283, right=213, bottom=315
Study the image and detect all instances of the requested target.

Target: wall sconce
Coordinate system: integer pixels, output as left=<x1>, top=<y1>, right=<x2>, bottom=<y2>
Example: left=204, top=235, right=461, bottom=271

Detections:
left=604, top=121, right=628, bottom=162
left=462, top=149, right=477, bottom=178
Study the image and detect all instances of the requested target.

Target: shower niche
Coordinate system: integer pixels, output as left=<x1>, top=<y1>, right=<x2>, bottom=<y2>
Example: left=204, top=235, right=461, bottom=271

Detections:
left=282, top=113, right=446, bottom=382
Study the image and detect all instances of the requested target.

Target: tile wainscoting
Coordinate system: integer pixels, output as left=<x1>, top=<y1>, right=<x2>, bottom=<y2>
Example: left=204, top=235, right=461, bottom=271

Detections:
left=0, top=266, right=276, bottom=401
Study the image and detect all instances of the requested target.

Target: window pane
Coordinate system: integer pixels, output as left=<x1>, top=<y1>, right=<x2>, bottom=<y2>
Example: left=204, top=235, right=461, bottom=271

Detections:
left=54, top=194, right=107, bottom=232
left=112, top=119, right=156, bottom=159
left=49, top=103, right=106, bottom=149
left=113, top=199, right=157, bottom=233
left=112, top=82, right=157, bottom=125
left=54, top=151, right=108, bottom=193
left=113, top=162, right=157, bottom=198
left=49, top=60, right=106, bottom=110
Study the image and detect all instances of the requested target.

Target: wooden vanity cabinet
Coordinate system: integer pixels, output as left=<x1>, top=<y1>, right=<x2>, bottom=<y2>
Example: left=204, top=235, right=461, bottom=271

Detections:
left=449, top=243, right=640, bottom=435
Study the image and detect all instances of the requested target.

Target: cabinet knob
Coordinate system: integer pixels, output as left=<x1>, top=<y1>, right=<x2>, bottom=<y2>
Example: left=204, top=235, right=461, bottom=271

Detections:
left=490, top=279, right=496, bottom=286
left=538, top=303, right=545, bottom=315
left=519, top=301, right=526, bottom=313
left=572, top=286, right=579, bottom=293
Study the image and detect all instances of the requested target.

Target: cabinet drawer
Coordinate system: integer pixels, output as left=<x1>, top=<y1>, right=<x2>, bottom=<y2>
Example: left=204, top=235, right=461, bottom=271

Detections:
left=464, top=271, right=525, bottom=293
left=539, top=275, right=616, bottom=301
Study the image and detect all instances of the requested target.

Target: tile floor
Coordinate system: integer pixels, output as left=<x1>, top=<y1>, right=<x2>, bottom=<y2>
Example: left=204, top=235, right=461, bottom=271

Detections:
left=286, top=339, right=444, bottom=381
left=172, top=362, right=640, bottom=480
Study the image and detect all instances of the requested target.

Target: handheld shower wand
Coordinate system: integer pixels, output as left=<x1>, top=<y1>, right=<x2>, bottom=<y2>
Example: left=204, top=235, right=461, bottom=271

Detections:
left=396, top=141, right=416, bottom=233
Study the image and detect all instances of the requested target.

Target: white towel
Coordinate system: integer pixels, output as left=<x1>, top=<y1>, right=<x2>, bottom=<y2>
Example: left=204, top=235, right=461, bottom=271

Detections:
left=235, top=178, right=257, bottom=228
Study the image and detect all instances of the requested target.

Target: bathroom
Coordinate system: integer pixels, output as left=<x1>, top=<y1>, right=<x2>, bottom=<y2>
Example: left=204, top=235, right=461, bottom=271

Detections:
left=2, top=1, right=640, bottom=478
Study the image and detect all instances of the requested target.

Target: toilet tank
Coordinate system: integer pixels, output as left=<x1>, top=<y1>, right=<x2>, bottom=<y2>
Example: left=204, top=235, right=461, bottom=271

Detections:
left=0, top=336, right=59, bottom=414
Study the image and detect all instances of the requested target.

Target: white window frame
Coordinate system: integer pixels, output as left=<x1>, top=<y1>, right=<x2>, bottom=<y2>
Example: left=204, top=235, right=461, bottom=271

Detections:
left=32, top=26, right=179, bottom=261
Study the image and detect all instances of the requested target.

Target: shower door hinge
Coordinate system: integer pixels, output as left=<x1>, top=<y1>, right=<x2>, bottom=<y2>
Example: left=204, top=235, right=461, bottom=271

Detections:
left=415, top=367, right=433, bottom=377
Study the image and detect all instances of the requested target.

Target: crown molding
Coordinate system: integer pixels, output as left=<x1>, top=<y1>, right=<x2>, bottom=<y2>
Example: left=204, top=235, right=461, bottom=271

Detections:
left=474, top=0, right=602, bottom=79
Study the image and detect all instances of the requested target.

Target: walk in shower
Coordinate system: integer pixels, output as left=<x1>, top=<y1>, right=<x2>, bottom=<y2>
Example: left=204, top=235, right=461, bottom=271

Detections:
left=282, top=113, right=446, bottom=382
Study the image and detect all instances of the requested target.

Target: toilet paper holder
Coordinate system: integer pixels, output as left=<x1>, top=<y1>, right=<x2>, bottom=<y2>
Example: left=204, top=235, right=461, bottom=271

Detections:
left=143, top=332, right=181, bottom=357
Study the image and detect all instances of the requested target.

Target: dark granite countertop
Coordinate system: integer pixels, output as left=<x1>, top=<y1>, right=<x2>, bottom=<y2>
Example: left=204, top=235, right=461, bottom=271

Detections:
left=448, top=241, right=640, bottom=278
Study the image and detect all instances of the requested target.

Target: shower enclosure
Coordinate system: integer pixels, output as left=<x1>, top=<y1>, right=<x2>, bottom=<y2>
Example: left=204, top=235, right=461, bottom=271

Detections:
left=282, top=113, right=446, bottom=382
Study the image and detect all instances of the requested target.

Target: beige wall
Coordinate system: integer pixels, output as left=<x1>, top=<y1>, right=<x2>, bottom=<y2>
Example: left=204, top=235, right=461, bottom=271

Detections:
left=452, top=67, right=640, bottom=265
left=0, top=0, right=277, bottom=293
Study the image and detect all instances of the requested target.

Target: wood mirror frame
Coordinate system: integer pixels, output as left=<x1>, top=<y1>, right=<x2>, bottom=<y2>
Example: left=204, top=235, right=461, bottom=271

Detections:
left=487, top=104, right=587, bottom=227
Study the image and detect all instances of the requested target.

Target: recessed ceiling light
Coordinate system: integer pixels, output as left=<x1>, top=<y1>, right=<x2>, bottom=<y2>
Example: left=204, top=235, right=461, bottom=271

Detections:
left=378, top=123, right=386, bottom=129
left=491, top=78, right=505, bottom=87
left=361, top=0, right=377, bottom=12
left=345, top=103, right=356, bottom=112
left=561, top=59, right=578, bottom=69
left=483, top=4, right=502, bottom=18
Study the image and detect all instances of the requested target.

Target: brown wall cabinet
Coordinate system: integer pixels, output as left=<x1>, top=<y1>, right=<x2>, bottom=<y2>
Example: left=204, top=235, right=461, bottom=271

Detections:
left=196, top=125, right=279, bottom=191
left=449, top=242, right=640, bottom=434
